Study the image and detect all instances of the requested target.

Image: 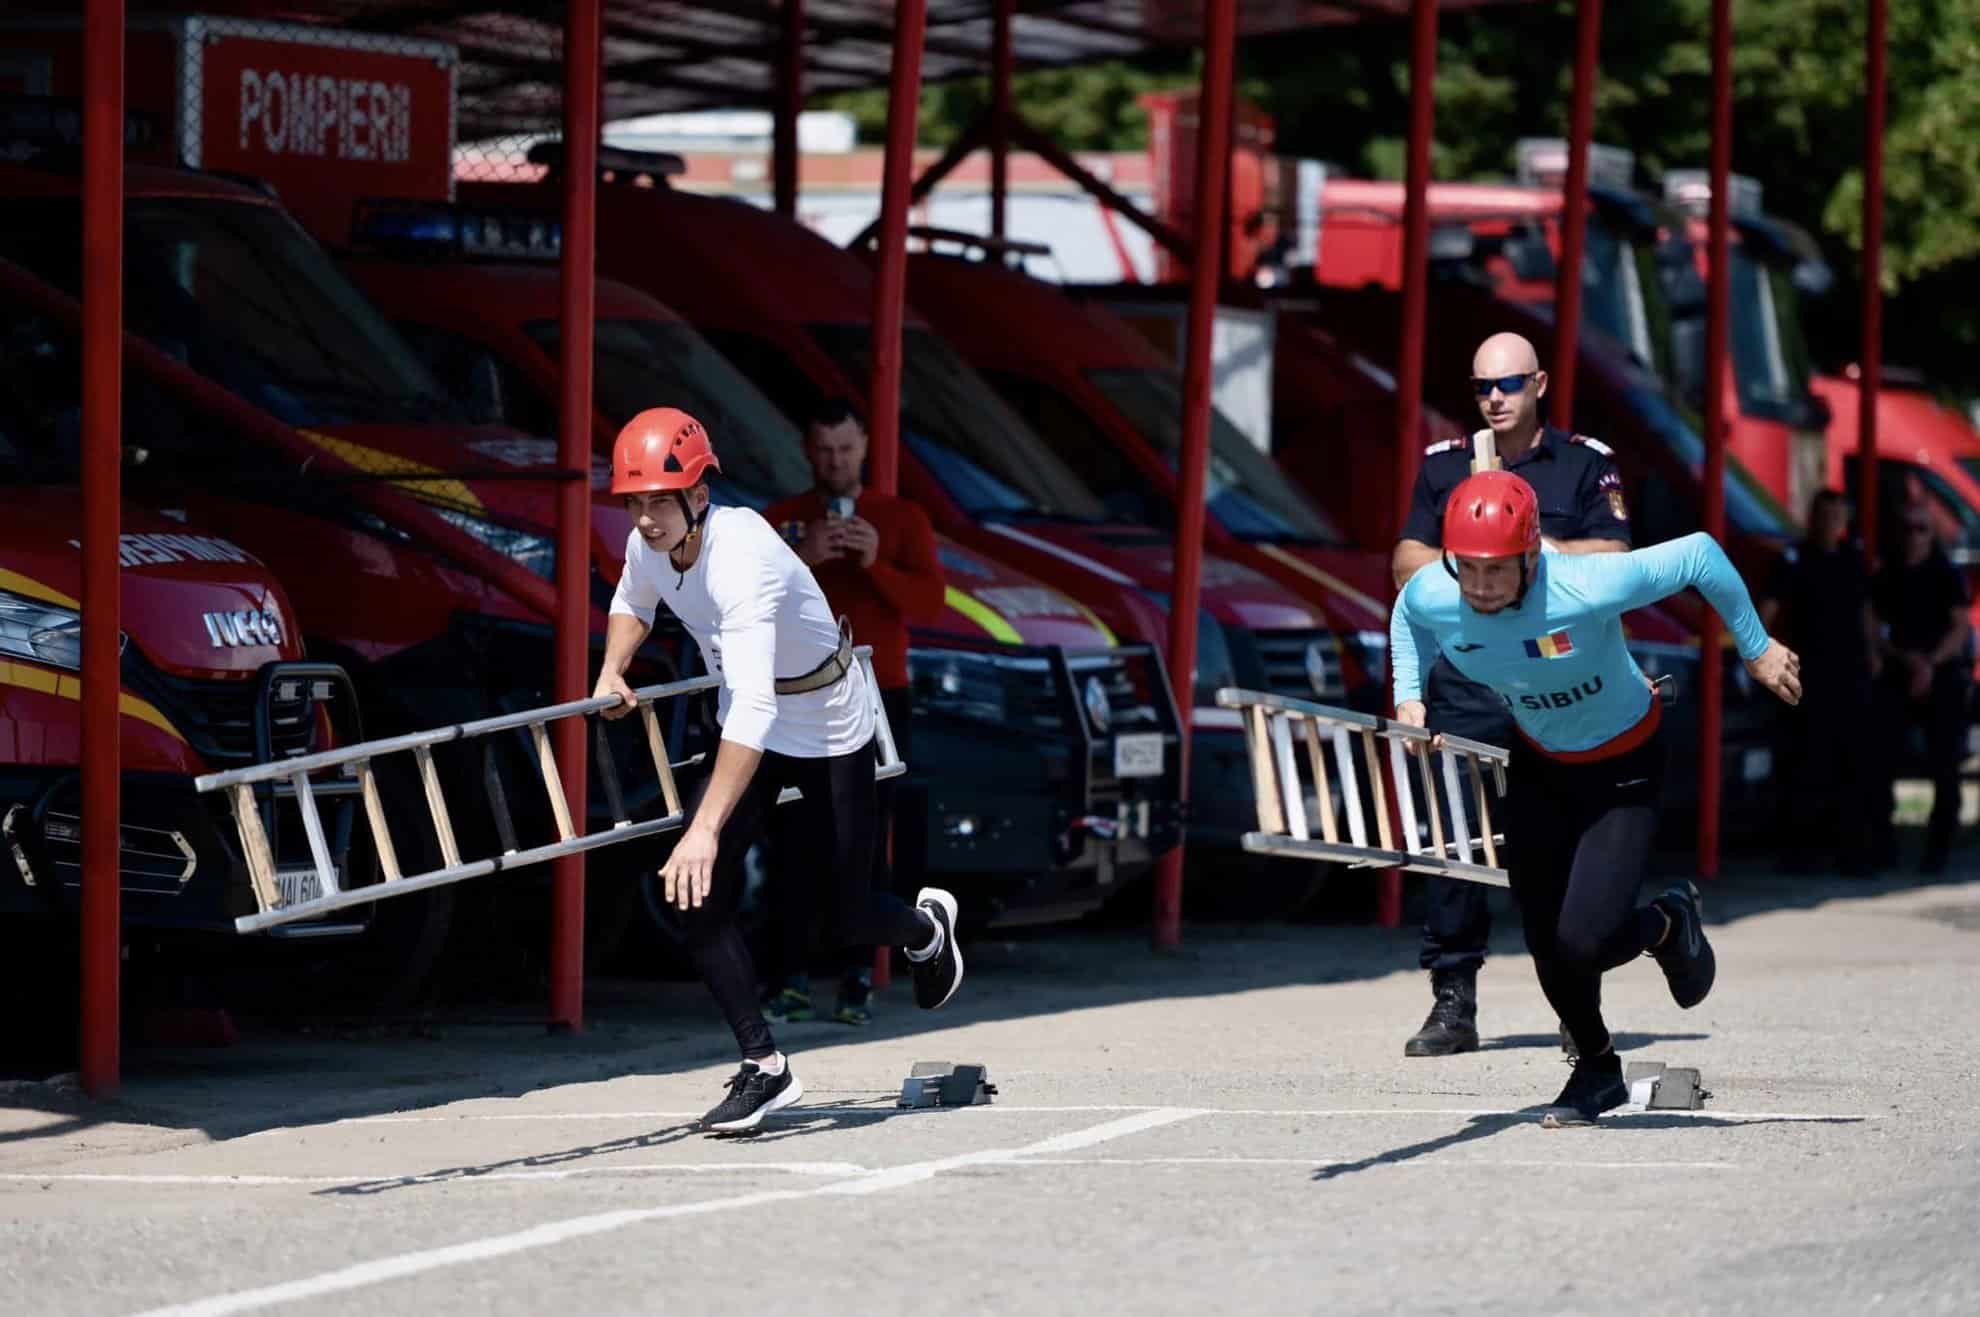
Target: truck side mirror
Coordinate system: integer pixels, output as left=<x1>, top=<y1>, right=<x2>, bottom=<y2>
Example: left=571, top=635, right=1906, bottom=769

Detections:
left=1790, top=390, right=1832, bottom=433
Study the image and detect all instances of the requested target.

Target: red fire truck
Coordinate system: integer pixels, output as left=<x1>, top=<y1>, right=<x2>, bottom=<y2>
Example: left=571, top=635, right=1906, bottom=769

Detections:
left=899, top=240, right=1397, bottom=712
left=0, top=16, right=656, bottom=986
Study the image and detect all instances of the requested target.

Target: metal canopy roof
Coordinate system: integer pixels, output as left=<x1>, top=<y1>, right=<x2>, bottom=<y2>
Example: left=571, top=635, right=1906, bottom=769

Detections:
left=121, top=1, right=1528, bottom=140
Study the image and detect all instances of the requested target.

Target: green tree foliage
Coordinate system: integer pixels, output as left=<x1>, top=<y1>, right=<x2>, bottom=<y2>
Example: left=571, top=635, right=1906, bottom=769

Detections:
left=820, top=2, right=1980, bottom=390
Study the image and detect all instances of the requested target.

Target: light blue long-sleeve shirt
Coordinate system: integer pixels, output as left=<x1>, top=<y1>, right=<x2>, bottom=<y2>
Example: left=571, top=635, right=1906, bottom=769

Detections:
left=1391, top=532, right=1772, bottom=756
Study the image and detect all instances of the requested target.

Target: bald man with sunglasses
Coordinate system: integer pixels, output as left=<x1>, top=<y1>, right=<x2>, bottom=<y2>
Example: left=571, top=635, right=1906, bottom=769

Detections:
left=1390, top=331, right=1631, bottom=1060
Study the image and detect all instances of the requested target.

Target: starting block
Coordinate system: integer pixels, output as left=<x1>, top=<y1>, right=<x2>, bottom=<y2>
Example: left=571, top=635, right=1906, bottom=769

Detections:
left=897, top=1062, right=998, bottom=1109
left=1624, top=1061, right=1713, bottom=1111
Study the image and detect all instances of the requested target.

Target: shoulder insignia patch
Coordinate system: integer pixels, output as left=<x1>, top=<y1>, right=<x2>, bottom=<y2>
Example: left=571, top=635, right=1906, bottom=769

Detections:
left=1424, top=437, right=1467, bottom=456
left=1568, top=433, right=1615, bottom=458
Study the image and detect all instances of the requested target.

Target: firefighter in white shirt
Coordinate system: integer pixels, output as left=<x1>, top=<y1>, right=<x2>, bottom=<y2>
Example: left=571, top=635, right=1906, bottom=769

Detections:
left=594, top=407, right=963, bottom=1133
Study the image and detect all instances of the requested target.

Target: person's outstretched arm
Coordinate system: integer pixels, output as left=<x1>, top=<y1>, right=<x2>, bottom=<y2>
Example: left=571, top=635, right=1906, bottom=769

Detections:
left=1576, top=533, right=1802, bottom=703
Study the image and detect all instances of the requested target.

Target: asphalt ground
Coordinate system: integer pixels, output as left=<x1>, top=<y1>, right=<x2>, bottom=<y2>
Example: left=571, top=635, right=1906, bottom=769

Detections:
left=3, top=866, right=1977, bottom=1316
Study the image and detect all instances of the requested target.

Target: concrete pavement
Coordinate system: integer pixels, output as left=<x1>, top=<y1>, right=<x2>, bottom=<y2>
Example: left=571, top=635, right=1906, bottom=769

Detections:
left=3, top=869, right=1977, bottom=1316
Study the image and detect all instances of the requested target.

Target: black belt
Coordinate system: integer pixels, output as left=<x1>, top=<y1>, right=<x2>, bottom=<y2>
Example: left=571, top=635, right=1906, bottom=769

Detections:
left=773, top=624, right=854, bottom=696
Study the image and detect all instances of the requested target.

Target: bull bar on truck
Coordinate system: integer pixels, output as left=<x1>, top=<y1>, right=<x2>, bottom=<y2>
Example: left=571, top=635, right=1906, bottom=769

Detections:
left=4, top=659, right=369, bottom=937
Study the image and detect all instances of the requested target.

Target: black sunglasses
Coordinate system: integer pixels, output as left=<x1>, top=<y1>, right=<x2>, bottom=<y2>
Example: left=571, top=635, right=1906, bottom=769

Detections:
left=1907, top=522, right=1934, bottom=535
left=1472, top=373, right=1535, bottom=398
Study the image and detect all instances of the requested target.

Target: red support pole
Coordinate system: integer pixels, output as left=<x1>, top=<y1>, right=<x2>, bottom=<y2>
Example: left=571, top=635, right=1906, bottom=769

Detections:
left=1221, top=71, right=1238, bottom=282
left=549, top=0, right=601, bottom=1032
left=1151, top=0, right=1237, bottom=952
left=1550, top=0, right=1603, bottom=429
left=774, top=0, right=804, bottom=219
left=989, top=0, right=1013, bottom=244
left=866, top=0, right=927, bottom=498
left=1857, top=0, right=1888, bottom=559
left=1698, top=0, right=1733, bottom=881
left=1379, top=0, right=1439, bottom=930
left=1392, top=0, right=1438, bottom=541
left=80, top=0, right=125, bottom=1099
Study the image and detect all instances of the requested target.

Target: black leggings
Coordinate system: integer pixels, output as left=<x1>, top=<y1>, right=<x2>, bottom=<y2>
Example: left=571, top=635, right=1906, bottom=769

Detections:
left=674, top=737, right=933, bottom=1060
left=769, top=686, right=915, bottom=987
left=1503, top=730, right=1671, bottom=1059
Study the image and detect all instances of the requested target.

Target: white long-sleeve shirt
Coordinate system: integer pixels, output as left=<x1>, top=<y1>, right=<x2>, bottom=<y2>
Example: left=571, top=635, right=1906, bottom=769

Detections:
left=609, top=506, right=874, bottom=758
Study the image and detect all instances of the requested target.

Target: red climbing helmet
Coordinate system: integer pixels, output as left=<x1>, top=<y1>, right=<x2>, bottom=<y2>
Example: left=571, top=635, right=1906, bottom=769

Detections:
left=611, top=408, right=720, bottom=496
left=1443, top=469, right=1541, bottom=560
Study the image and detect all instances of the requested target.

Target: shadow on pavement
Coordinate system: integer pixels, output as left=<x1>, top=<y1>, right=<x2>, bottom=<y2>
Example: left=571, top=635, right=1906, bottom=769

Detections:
left=1311, top=1109, right=1871, bottom=1181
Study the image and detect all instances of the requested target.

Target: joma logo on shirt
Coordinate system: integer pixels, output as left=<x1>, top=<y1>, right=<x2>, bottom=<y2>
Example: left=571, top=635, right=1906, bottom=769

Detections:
left=1518, top=674, right=1604, bottom=710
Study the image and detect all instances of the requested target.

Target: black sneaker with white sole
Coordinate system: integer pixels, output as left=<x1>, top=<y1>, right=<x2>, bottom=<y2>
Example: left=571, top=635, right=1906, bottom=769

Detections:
left=1649, top=880, right=1716, bottom=1009
left=907, top=887, right=963, bottom=1010
left=700, top=1060, right=803, bottom=1133
left=1539, top=1050, right=1628, bottom=1128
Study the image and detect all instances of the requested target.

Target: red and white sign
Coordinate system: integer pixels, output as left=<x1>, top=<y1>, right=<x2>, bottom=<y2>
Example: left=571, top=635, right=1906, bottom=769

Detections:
left=0, top=16, right=455, bottom=244
left=193, top=23, right=453, bottom=198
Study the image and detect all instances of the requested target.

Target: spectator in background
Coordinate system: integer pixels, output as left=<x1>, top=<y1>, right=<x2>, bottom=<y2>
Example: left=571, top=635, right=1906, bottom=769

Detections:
left=1760, top=489, right=1879, bottom=875
left=1871, top=507, right=1973, bottom=875
left=762, top=401, right=945, bottom=1023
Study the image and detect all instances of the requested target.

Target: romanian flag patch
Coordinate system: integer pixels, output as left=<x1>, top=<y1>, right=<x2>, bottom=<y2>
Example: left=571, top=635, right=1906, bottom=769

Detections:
left=1524, top=630, right=1575, bottom=659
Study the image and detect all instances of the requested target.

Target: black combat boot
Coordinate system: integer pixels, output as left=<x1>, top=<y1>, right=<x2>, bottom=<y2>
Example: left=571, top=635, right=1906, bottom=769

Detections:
left=1403, top=967, right=1479, bottom=1057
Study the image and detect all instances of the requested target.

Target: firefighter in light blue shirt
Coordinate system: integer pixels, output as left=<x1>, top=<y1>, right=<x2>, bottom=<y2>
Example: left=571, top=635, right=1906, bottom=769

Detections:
left=1391, top=470, right=1802, bottom=1125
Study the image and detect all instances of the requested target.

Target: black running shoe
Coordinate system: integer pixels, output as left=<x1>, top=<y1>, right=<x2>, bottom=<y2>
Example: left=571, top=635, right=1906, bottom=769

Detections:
left=1539, top=1050, right=1628, bottom=1128
left=907, top=887, right=963, bottom=1010
left=700, top=1060, right=803, bottom=1133
left=1649, top=880, right=1716, bottom=1009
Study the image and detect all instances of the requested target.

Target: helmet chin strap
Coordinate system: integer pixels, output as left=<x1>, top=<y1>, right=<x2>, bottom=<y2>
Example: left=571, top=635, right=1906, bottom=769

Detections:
left=665, top=491, right=711, bottom=571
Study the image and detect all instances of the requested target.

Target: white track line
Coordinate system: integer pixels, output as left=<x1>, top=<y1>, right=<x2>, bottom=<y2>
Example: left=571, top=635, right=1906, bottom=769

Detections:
left=127, top=1109, right=1203, bottom=1317
left=822, top=1107, right=1200, bottom=1196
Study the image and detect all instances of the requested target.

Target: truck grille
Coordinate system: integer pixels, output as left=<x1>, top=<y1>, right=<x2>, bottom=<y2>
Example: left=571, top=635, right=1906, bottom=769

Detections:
left=121, top=655, right=318, bottom=766
left=1254, top=628, right=1345, bottom=703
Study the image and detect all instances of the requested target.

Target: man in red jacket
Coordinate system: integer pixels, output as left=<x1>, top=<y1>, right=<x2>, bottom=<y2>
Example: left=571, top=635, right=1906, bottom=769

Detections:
left=763, top=399, right=945, bottom=1023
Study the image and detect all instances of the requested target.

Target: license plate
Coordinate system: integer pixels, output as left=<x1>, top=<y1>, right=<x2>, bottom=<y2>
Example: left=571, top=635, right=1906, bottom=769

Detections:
left=275, top=866, right=327, bottom=907
left=1114, top=732, right=1165, bottom=779
left=1741, top=747, right=1772, bottom=783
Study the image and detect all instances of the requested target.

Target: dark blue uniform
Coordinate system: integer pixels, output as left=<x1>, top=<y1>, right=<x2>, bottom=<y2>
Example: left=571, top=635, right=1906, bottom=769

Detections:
left=1398, top=425, right=1630, bottom=973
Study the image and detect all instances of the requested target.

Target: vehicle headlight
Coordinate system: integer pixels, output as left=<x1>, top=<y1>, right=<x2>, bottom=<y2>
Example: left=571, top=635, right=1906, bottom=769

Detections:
left=0, top=590, right=84, bottom=671
left=431, top=508, right=556, bottom=582
left=1193, top=610, right=1239, bottom=691
left=1083, top=674, right=1113, bottom=733
left=1345, top=630, right=1389, bottom=686
left=909, top=649, right=1014, bottom=727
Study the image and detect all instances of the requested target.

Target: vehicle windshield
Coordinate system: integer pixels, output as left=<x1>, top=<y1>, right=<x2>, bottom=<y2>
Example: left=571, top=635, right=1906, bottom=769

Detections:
left=1578, top=216, right=1659, bottom=373
left=0, top=315, right=73, bottom=484
left=1729, top=244, right=1814, bottom=422
left=1624, top=385, right=1797, bottom=539
left=0, top=197, right=463, bottom=428
left=1083, top=367, right=1347, bottom=544
left=525, top=317, right=814, bottom=510
left=808, top=324, right=1108, bottom=521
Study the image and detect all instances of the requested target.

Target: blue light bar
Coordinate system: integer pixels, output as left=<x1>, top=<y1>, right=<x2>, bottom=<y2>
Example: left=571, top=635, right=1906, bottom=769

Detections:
left=351, top=200, right=562, bottom=261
